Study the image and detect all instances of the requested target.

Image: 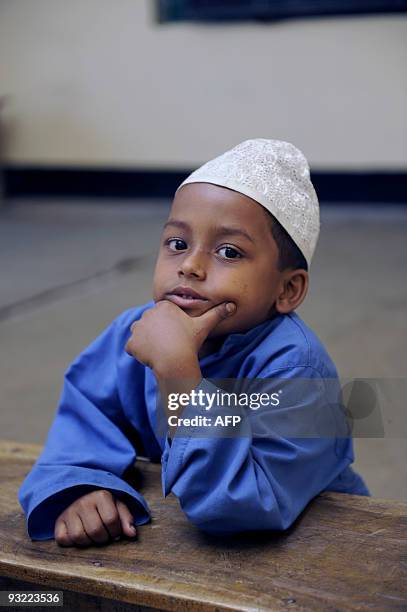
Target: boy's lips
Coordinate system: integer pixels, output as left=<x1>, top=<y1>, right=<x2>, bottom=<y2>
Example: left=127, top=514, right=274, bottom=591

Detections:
left=165, top=286, right=209, bottom=309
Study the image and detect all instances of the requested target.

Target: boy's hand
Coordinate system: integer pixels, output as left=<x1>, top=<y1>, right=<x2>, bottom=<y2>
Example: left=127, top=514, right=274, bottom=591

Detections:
left=125, top=299, right=236, bottom=375
left=54, top=490, right=137, bottom=547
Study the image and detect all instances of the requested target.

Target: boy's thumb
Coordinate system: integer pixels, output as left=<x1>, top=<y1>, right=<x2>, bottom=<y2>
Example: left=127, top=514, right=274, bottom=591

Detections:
left=198, top=301, right=236, bottom=332
left=224, top=302, right=237, bottom=315
left=116, top=499, right=137, bottom=539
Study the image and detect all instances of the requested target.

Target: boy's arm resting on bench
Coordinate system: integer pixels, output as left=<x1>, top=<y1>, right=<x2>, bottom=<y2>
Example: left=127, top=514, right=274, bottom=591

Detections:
left=18, top=308, right=151, bottom=541
left=160, top=366, right=355, bottom=535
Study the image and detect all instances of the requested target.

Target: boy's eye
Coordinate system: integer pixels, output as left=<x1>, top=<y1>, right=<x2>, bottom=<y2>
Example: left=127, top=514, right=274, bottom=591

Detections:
left=217, top=245, right=242, bottom=259
left=166, top=238, right=187, bottom=251
left=165, top=239, right=242, bottom=260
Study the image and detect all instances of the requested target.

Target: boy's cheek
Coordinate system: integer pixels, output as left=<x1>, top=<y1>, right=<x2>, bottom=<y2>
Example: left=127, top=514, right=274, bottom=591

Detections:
left=151, top=280, right=161, bottom=302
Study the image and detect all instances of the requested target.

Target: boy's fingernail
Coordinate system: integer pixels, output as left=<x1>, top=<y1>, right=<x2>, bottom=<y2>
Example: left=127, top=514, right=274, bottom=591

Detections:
left=226, top=303, right=236, bottom=314
left=114, top=536, right=121, bottom=541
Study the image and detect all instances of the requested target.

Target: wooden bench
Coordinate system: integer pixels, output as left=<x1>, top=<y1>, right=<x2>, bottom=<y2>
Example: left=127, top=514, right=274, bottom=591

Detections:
left=1, top=440, right=406, bottom=611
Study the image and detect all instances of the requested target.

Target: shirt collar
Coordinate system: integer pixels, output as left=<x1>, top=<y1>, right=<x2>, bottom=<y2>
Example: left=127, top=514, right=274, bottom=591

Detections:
left=199, top=314, right=283, bottom=366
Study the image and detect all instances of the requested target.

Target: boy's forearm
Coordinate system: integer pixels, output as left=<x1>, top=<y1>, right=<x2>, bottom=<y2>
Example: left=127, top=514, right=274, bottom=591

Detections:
left=153, top=356, right=202, bottom=439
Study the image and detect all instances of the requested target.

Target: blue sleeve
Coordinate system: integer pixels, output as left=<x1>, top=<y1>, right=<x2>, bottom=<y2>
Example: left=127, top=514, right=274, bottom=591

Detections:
left=18, top=308, right=151, bottom=540
left=160, top=367, right=353, bottom=535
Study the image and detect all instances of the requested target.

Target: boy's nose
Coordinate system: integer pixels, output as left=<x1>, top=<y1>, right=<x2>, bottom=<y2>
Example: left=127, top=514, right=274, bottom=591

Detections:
left=178, top=252, right=206, bottom=279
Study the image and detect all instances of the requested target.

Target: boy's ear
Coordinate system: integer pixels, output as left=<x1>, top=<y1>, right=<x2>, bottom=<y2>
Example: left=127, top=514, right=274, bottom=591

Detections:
left=275, top=269, right=309, bottom=314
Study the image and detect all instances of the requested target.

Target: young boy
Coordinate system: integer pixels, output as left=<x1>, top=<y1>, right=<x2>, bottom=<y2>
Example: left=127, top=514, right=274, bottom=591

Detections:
left=18, top=139, right=370, bottom=547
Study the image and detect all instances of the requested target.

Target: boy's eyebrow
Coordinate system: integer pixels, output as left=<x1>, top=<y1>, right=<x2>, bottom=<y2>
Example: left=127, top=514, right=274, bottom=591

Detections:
left=163, top=219, right=255, bottom=244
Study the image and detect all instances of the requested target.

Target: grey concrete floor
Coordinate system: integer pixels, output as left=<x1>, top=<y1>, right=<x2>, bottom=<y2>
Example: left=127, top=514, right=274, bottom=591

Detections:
left=0, top=199, right=406, bottom=500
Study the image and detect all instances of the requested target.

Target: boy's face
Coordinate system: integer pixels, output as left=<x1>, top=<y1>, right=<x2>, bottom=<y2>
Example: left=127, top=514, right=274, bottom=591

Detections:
left=152, top=182, right=286, bottom=341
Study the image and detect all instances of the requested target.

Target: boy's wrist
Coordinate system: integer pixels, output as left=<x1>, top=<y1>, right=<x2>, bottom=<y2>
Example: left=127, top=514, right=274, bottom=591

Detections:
left=153, top=356, right=203, bottom=433
left=153, top=353, right=201, bottom=383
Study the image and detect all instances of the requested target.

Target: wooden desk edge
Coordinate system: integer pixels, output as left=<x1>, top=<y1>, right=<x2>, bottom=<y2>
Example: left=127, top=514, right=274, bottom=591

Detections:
left=2, top=439, right=406, bottom=512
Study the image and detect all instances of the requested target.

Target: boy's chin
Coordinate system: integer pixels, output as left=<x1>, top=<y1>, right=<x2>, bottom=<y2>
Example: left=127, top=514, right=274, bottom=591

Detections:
left=179, top=305, right=205, bottom=316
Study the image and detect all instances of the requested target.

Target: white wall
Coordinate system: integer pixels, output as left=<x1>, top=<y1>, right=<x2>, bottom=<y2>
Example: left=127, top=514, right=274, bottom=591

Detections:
left=0, top=0, right=406, bottom=169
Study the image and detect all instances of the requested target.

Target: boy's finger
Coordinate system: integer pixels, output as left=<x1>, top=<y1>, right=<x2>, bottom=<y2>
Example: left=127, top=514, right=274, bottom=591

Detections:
left=116, top=499, right=137, bottom=538
left=54, top=519, right=73, bottom=547
left=95, top=494, right=122, bottom=539
left=66, top=513, right=92, bottom=547
left=80, top=506, right=110, bottom=544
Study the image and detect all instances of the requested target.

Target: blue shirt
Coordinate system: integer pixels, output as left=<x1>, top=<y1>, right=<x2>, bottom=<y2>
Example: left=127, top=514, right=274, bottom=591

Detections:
left=18, top=300, right=370, bottom=539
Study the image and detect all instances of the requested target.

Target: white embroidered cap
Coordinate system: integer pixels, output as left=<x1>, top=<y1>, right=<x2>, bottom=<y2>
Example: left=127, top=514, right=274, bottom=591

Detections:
left=177, top=138, right=320, bottom=267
